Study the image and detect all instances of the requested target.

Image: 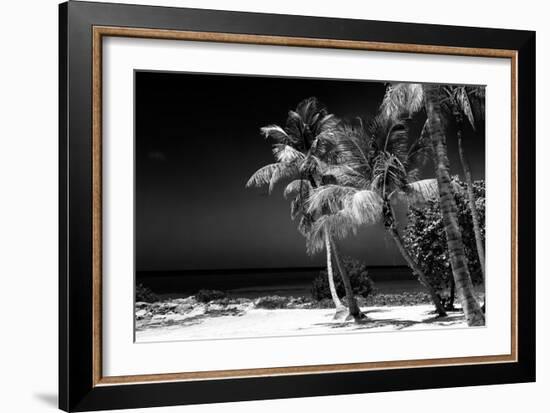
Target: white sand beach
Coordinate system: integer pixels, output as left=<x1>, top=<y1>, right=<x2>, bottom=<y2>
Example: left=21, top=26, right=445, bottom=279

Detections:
left=135, top=303, right=468, bottom=342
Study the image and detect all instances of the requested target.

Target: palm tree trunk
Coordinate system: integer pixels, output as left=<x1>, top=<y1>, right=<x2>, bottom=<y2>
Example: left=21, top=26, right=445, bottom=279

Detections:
left=330, top=239, right=365, bottom=321
left=423, top=84, right=485, bottom=327
left=387, top=204, right=447, bottom=316
left=457, top=131, right=486, bottom=280
left=448, top=279, right=456, bottom=310
left=324, top=230, right=343, bottom=308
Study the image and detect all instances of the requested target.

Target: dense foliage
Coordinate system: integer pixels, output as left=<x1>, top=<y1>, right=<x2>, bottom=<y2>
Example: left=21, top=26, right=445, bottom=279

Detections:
left=403, top=178, right=485, bottom=304
left=254, top=295, right=292, bottom=309
left=310, top=257, right=374, bottom=301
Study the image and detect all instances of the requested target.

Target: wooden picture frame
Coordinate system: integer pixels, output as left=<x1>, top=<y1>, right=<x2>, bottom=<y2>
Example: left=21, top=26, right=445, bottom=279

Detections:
left=59, top=1, right=535, bottom=411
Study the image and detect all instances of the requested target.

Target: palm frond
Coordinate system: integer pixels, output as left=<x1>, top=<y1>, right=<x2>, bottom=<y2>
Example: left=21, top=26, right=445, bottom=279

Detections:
left=371, top=152, right=408, bottom=196
left=268, top=163, right=300, bottom=194
left=305, top=223, right=326, bottom=255
left=307, top=185, right=357, bottom=215
left=456, top=87, right=476, bottom=131
left=299, top=154, right=323, bottom=177
left=283, top=179, right=312, bottom=199
left=296, top=97, right=326, bottom=126
left=384, top=121, right=409, bottom=162
left=406, top=168, right=421, bottom=183
left=245, top=162, right=299, bottom=194
left=368, top=115, right=409, bottom=163
left=404, top=178, right=439, bottom=206
left=322, top=165, right=369, bottom=188
left=272, top=144, right=305, bottom=163
left=329, top=119, right=373, bottom=173
left=345, top=189, right=383, bottom=225
left=466, top=86, right=485, bottom=126
left=380, top=83, right=424, bottom=121
left=246, top=163, right=280, bottom=188
left=310, top=131, right=338, bottom=160
left=297, top=213, right=314, bottom=237
left=290, top=197, right=303, bottom=220
left=306, top=213, right=357, bottom=255
left=260, top=125, right=290, bottom=143
left=315, top=114, right=339, bottom=136
left=406, top=121, right=432, bottom=168
left=285, top=110, right=303, bottom=140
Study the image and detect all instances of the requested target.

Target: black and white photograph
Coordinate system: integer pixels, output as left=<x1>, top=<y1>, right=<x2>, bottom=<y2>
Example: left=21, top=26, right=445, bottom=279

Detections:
left=0, top=0, right=542, bottom=411
left=134, top=72, right=487, bottom=342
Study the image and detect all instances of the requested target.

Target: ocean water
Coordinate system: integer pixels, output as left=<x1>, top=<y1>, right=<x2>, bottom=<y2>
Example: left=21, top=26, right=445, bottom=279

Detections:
left=137, top=266, right=423, bottom=299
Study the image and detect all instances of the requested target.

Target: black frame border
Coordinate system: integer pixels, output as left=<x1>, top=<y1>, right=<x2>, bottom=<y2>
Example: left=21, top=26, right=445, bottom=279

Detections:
left=59, top=1, right=535, bottom=411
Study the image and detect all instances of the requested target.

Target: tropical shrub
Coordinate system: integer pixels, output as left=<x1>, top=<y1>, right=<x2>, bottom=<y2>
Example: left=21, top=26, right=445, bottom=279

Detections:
left=403, top=178, right=485, bottom=304
left=315, top=298, right=339, bottom=309
left=135, top=283, right=159, bottom=303
left=195, top=289, right=227, bottom=303
left=254, top=295, right=291, bottom=309
left=311, top=257, right=374, bottom=301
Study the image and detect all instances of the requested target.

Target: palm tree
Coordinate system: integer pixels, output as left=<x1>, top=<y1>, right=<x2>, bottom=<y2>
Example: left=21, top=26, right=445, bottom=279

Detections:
left=423, top=84, right=485, bottom=326
left=307, top=116, right=447, bottom=316
left=305, top=191, right=372, bottom=320
left=379, top=83, right=485, bottom=325
left=441, top=86, right=486, bottom=281
left=283, top=179, right=345, bottom=314
left=246, top=97, right=359, bottom=318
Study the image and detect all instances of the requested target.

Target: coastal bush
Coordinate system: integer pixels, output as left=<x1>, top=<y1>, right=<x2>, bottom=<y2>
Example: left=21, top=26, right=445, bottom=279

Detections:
left=315, top=298, right=337, bottom=309
left=254, top=295, right=291, bottom=309
left=403, top=178, right=485, bottom=305
left=135, top=283, right=159, bottom=303
left=311, top=257, right=374, bottom=301
left=195, top=289, right=227, bottom=303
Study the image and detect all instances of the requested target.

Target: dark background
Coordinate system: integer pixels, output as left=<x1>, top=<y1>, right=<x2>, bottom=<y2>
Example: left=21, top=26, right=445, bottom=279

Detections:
left=135, top=71, right=485, bottom=273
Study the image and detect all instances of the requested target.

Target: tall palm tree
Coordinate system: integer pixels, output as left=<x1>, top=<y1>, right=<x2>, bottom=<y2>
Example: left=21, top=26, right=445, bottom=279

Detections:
left=305, top=191, right=372, bottom=320
left=283, top=179, right=344, bottom=313
left=423, top=84, right=485, bottom=326
left=307, top=116, right=447, bottom=316
left=441, top=86, right=486, bottom=281
left=246, top=97, right=360, bottom=319
left=379, top=83, right=485, bottom=325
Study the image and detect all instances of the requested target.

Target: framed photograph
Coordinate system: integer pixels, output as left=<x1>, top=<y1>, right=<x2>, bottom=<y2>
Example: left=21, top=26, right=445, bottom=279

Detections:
left=59, top=1, right=535, bottom=411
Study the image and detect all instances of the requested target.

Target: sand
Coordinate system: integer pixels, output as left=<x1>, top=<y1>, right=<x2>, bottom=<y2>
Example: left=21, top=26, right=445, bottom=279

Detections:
left=136, top=304, right=467, bottom=342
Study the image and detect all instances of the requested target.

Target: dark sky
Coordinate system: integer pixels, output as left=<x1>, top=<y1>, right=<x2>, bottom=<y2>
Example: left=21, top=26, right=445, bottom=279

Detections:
left=135, top=71, right=485, bottom=272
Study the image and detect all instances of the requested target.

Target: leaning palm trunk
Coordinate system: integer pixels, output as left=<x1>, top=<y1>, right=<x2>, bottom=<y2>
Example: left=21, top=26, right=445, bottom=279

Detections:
left=387, top=205, right=447, bottom=317
left=324, top=229, right=344, bottom=309
left=330, top=239, right=365, bottom=321
left=457, top=131, right=486, bottom=280
left=448, top=280, right=456, bottom=310
left=424, top=84, right=485, bottom=327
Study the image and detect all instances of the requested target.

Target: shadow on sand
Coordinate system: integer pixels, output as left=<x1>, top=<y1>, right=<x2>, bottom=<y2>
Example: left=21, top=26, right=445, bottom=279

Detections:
left=312, top=309, right=464, bottom=331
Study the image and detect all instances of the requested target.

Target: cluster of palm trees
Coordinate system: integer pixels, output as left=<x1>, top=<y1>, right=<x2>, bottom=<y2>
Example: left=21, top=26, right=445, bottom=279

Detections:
left=246, top=83, right=486, bottom=327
